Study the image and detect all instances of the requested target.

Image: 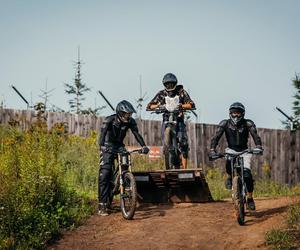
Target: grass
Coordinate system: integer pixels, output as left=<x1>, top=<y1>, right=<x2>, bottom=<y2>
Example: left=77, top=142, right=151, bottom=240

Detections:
left=0, top=124, right=96, bottom=249
left=204, top=166, right=300, bottom=201
left=266, top=204, right=300, bottom=249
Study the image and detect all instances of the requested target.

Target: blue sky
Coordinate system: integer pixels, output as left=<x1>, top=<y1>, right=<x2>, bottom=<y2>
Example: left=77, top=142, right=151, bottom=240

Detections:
left=1, top=0, right=299, bottom=128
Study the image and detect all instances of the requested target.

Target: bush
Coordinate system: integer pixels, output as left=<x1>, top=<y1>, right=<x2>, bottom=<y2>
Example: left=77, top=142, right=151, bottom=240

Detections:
left=0, top=125, right=94, bottom=249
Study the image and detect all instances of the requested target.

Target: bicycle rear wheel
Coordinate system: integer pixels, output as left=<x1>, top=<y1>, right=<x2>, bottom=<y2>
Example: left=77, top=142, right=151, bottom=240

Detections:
left=120, top=172, right=137, bottom=220
left=232, top=176, right=245, bottom=225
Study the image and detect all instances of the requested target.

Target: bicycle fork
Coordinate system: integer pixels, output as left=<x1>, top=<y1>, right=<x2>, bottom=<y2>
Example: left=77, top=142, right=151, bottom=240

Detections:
left=118, top=153, right=132, bottom=196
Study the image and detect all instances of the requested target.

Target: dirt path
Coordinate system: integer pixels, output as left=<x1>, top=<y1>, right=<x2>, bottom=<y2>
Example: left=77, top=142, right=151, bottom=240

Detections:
left=49, top=196, right=299, bottom=250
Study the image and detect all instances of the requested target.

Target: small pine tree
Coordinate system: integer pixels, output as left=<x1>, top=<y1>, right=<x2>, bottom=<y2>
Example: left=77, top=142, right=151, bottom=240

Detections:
left=292, top=74, right=300, bottom=117
left=65, top=48, right=90, bottom=114
left=283, top=74, right=300, bottom=130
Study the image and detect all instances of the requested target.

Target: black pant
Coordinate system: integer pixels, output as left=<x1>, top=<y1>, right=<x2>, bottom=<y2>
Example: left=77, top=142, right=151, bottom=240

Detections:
left=98, top=151, right=117, bottom=205
left=226, top=160, right=254, bottom=193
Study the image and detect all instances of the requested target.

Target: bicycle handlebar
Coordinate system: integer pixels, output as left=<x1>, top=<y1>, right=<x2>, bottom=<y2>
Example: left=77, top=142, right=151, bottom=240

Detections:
left=107, top=148, right=144, bottom=155
left=146, top=107, right=196, bottom=114
left=210, top=149, right=262, bottom=161
left=127, top=148, right=144, bottom=154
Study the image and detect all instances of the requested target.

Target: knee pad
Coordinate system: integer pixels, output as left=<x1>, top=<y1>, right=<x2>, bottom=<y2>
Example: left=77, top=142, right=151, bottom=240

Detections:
left=179, top=137, right=189, bottom=152
left=181, top=151, right=188, bottom=158
left=243, top=169, right=253, bottom=179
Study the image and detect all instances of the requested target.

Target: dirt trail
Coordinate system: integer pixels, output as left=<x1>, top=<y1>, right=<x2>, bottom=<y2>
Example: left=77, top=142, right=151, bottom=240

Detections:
left=49, top=196, right=299, bottom=250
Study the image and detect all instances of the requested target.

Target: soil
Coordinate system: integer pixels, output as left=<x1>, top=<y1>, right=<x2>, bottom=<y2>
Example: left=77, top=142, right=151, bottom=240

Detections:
left=49, top=196, right=299, bottom=250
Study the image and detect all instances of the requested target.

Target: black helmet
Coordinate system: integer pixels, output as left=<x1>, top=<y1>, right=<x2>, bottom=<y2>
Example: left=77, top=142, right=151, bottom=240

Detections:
left=162, top=73, right=177, bottom=91
left=229, top=102, right=245, bottom=125
left=116, top=100, right=136, bottom=122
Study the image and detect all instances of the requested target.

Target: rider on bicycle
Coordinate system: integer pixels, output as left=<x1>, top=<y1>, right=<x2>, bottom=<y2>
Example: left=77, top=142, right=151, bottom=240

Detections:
left=209, top=102, right=263, bottom=210
left=146, top=73, right=195, bottom=169
left=98, top=100, right=149, bottom=216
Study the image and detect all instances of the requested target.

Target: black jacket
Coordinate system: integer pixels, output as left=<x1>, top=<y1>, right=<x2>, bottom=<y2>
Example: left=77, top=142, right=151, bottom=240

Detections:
left=98, top=114, right=146, bottom=148
left=210, top=119, right=262, bottom=151
left=147, top=85, right=195, bottom=122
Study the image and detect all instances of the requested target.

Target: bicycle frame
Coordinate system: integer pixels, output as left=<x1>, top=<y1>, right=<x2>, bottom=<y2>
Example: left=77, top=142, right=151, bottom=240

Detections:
left=211, top=149, right=256, bottom=225
left=111, top=149, right=141, bottom=195
left=164, top=111, right=181, bottom=169
left=227, top=153, right=247, bottom=203
left=147, top=106, right=195, bottom=169
left=117, top=152, right=132, bottom=195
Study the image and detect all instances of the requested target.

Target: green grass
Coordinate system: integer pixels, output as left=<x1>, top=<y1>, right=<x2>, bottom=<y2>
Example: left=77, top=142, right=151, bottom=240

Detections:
left=205, top=167, right=231, bottom=200
left=204, top=166, right=300, bottom=201
left=266, top=204, right=300, bottom=249
left=266, top=229, right=294, bottom=250
left=0, top=124, right=96, bottom=249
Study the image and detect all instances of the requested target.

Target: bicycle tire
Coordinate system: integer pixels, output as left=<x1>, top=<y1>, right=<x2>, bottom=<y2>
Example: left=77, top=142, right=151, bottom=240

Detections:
left=164, top=126, right=180, bottom=169
left=232, top=176, right=245, bottom=225
left=120, top=172, right=137, bottom=220
left=164, top=127, right=171, bottom=169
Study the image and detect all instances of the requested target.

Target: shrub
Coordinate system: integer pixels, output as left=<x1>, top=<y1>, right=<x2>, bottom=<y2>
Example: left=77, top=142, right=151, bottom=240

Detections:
left=0, top=125, right=94, bottom=249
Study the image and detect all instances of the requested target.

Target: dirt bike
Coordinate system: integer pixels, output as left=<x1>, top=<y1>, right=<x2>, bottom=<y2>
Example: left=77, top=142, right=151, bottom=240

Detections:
left=108, top=147, right=144, bottom=220
left=147, top=95, right=195, bottom=169
left=210, top=149, right=259, bottom=225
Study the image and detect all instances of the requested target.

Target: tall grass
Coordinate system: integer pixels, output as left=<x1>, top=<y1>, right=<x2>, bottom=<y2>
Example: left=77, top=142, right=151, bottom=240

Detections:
left=0, top=124, right=95, bottom=249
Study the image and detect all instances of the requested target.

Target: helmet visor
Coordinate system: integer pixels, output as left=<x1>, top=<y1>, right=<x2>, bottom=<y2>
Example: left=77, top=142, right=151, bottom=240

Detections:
left=230, top=111, right=242, bottom=118
left=229, top=111, right=243, bottom=125
left=164, top=82, right=177, bottom=91
left=119, top=112, right=132, bottom=122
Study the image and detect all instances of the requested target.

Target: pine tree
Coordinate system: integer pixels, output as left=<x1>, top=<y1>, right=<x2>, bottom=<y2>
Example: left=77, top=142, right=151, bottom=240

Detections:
left=283, top=74, right=300, bottom=129
left=65, top=48, right=90, bottom=114
left=291, top=74, right=300, bottom=129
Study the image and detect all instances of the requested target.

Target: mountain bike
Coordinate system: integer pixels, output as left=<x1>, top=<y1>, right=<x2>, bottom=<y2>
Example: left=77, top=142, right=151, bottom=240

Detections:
left=147, top=96, right=195, bottom=169
left=108, top=148, right=143, bottom=220
left=210, top=149, right=259, bottom=225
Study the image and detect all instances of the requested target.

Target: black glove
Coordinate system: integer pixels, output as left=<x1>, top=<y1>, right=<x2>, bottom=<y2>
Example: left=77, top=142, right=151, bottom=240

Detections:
left=177, top=103, right=183, bottom=110
left=100, top=146, right=110, bottom=153
left=141, top=146, right=150, bottom=154
left=208, top=149, right=219, bottom=161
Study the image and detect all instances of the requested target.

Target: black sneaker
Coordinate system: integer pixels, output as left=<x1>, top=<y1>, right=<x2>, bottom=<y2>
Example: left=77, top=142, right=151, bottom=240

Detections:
left=98, top=203, right=109, bottom=216
left=247, top=198, right=256, bottom=210
left=225, top=176, right=232, bottom=190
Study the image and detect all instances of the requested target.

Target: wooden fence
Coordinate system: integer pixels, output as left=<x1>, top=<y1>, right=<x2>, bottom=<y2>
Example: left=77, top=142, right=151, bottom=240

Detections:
left=1, top=108, right=300, bottom=185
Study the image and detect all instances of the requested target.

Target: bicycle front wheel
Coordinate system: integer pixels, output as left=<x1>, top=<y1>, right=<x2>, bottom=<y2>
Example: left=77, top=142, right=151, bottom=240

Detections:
left=120, top=172, right=137, bottom=220
left=232, top=176, right=245, bottom=225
